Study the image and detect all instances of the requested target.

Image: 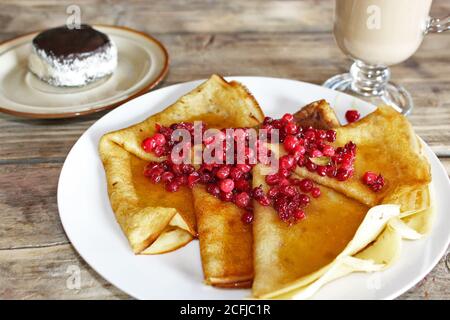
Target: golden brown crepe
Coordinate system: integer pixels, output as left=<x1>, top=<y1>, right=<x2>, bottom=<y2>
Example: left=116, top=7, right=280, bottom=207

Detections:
left=193, top=186, right=254, bottom=288
left=251, top=165, right=369, bottom=297
left=294, top=105, right=431, bottom=207
left=99, top=74, right=264, bottom=254
left=252, top=102, right=432, bottom=299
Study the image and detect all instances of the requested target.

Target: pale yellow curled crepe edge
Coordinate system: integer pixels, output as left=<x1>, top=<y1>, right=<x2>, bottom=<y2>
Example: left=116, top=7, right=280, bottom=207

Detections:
left=256, top=204, right=400, bottom=299
left=258, top=192, right=433, bottom=300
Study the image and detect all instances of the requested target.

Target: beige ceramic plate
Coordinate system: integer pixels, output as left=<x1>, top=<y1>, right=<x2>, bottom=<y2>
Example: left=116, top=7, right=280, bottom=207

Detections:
left=0, top=25, right=169, bottom=119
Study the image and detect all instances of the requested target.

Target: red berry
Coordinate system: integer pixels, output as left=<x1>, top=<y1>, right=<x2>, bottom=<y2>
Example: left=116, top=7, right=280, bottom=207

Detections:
left=293, top=209, right=306, bottom=221
left=280, top=155, right=295, bottom=170
left=281, top=185, right=297, bottom=197
left=235, top=192, right=250, bottom=208
left=216, top=165, right=231, bottom=179
left=316, top=130, right=327, bottom=140
left=282, top=113, right=294, bottom=123
left=258, top=195, right=271, bottom=206
left=161, top=171, right=175, bottom=183
left=241, top=211, right=254, bottom=224
left=142, top=137, right=156, bottom=153
left=299, top=194, right=310, bottom=206
left=294, top=144, right=306, bottom=155
left=187, top=172, right=200, bottom=188
left=283, top=135, right=299, bottom=152
left=263, top=117, right=273, bottom=125
left=153, top=145, right=166, bottom=157
left=265, top=174, right=280, bottom=185
left=229, top=167, right=243, bottom=180
left=345, top=110, right=360, bottom=123
left=316, top=165, right=327, bottom=176
left=326, top=165, right=337, bottom=177
left=375, top=174, right=385, bottom=186
left=235, top=179, right=250, bottom=192
left=220, top=191, right=234, bottom=202
left=236, top=164, right=252, bottom=173
left=369, top=174, right=385, bottom=192
left=284, top=122, right=298, bottom=135
left=305, top=161, right=317, bottom=172
left=309, top=149, right=323, bottom=158
left=153, top=133, right=166, bottom=146
left=181, top=164, right=195, bottom=174
left=322, top=145, right=335, bottom=157
left=304, top=130, right=316, bottom=140
left=199, top=172, right=212, bottom=184
left=166, top=181, right=180, bottom=192
left=362, top=171, right=378, bottom=185
left=311, top=187, right=321, bottom=198
left=252, top=186, right=265, bottom=200
left=149, top=168, right=164, bottom=183
left=336, top=168, right=350, bottom=181
left=326, top=130, right=336, bottom=142
left=174, top=175, right=187, bottom=186
left=298, top=178, right=313, bottom=192
left=267, top=187, right=279, bottom=198
left=207, top=183, right=220, bottom=197
left=219, top=179, right=235, bottom=193
left=278, top=168, right=291, bottom=178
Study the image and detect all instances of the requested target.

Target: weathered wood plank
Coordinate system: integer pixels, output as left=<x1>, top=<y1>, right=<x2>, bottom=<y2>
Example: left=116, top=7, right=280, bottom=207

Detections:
left=0, top=0, right=447, bottom=35
left=0, top=163, right=68, bottom=249
left=0, top=244, right=129, bottom=299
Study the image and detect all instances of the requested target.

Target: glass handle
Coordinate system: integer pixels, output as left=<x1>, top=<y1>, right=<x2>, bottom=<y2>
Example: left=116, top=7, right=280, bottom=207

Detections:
left=426, top=15, right=450, bottom=33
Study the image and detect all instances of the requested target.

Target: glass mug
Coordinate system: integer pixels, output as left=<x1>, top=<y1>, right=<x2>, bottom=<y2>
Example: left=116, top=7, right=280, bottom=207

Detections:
left=323, top=0, right=449, bottom=115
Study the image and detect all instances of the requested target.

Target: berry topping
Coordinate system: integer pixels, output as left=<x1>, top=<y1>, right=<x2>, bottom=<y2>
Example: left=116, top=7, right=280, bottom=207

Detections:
left=140, top=113, right=374, bottom=224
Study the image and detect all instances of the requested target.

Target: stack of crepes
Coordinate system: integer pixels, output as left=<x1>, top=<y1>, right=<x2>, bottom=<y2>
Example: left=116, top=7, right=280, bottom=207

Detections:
left=99, top=75, right=432, bottom=299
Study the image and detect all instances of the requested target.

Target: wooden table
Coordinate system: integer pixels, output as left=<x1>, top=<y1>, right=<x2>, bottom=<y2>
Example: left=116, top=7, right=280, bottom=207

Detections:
left=0, top=0, right=449, bottom=299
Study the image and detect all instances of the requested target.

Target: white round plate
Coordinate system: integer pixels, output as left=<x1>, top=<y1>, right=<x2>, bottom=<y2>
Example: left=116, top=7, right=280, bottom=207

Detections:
left=0, top=25, right=168, bottom=119
left=58, top=77, right=450, bottom=300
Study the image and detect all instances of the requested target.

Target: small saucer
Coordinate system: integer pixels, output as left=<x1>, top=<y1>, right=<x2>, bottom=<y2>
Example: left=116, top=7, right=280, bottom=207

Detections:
left=0, top=25, right=169, bottom=119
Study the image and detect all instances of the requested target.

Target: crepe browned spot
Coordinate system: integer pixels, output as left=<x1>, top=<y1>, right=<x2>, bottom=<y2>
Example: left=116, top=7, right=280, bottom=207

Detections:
left=251, top=165, right=369, bottom=297
left=293, top=99, right=340, bottom=129
left=294, top=105, right=431, bottom=208
left=99, top=74, right=264, bottom=255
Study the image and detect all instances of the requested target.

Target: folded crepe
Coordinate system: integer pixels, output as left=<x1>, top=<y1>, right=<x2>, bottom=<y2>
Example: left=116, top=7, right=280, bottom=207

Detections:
left=187, top=80, right=264, bottom=288
left=193, top=186, right=254, bottom=288
left=252, top=102, right=433, bottom=299
left=99, top=74, right=264, bottom=254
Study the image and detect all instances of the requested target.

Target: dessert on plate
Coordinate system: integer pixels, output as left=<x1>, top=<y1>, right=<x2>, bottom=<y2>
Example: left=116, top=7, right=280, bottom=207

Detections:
left=98, top=74, right=432, bottom=298
left=28, top=24, right=117, bottom=87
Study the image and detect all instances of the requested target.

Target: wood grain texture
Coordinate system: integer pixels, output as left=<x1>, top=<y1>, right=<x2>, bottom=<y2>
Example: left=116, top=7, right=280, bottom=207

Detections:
left=0, top=0, right=448, bottom=300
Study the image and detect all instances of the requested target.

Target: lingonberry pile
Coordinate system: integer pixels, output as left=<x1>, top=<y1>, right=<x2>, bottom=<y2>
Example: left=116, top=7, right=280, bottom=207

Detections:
left=141, top=112, right=384, bottom=225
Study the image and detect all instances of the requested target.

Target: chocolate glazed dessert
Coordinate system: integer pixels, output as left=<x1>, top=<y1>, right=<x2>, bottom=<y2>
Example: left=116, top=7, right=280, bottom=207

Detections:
left=28, top=24, right=117, bottom=87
